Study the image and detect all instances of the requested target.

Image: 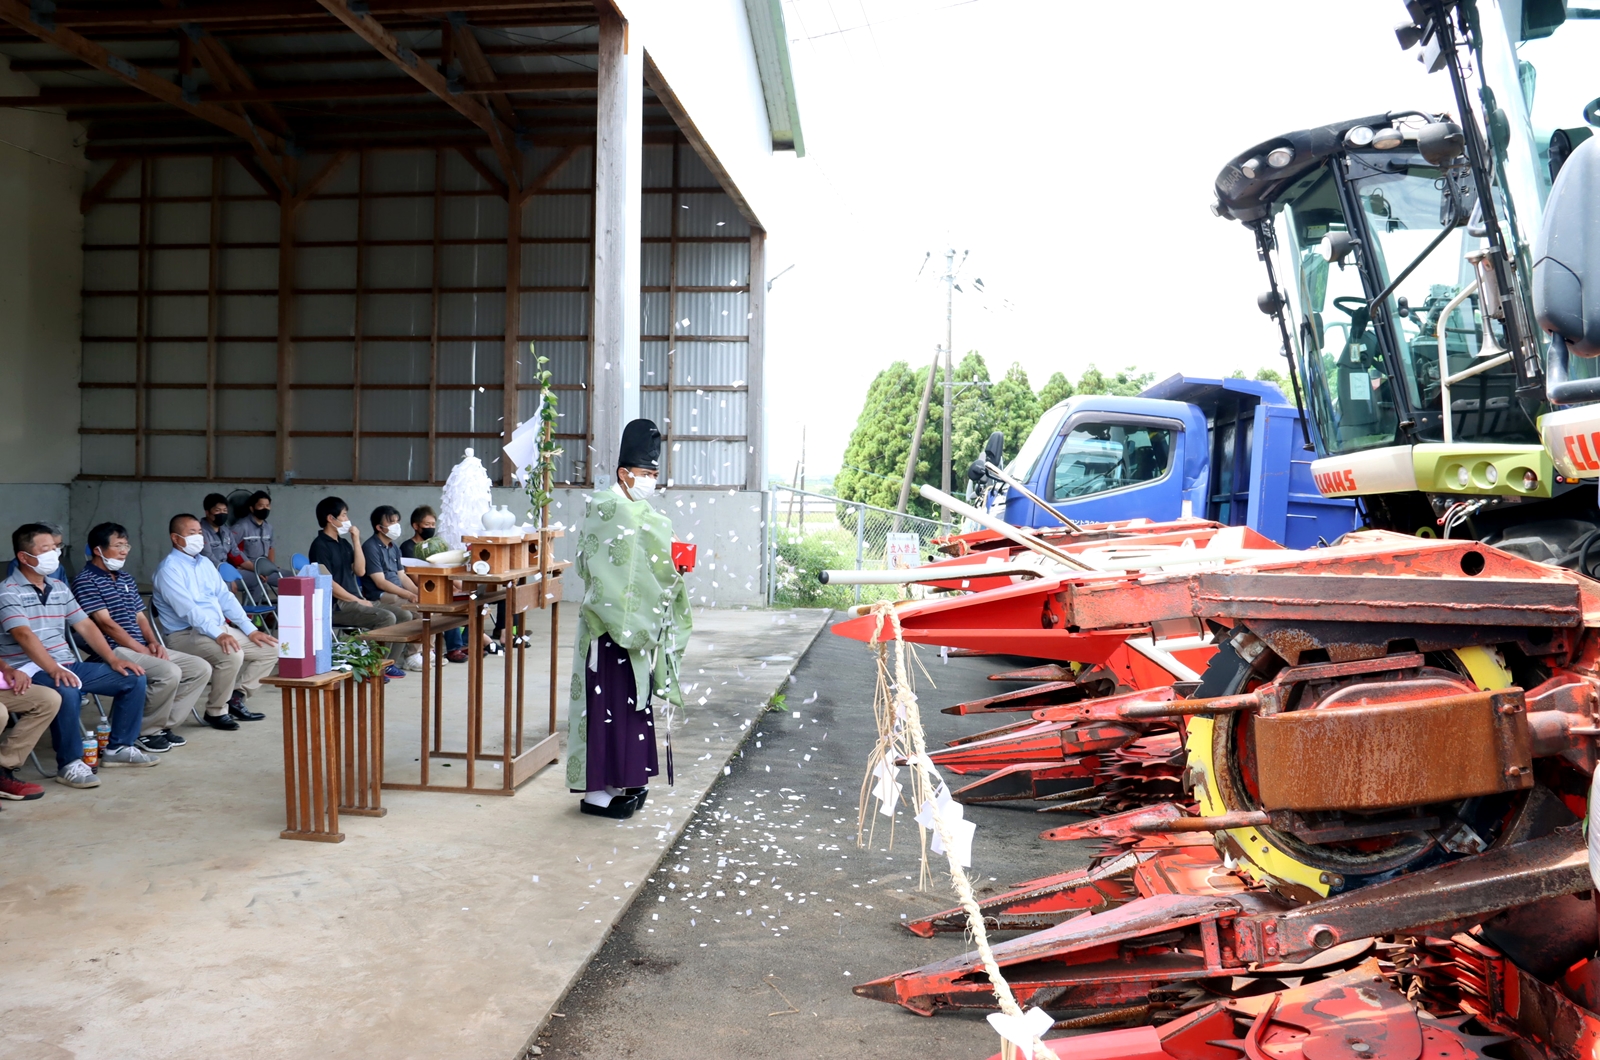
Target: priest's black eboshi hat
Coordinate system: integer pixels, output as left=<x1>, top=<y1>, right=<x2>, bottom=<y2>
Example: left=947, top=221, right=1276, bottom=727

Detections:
left=618, top=418, right=662, bottom=472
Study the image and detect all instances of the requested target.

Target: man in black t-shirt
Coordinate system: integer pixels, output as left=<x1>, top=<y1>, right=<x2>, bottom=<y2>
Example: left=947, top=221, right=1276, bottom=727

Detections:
left=307, top=496, right=405, bottom=679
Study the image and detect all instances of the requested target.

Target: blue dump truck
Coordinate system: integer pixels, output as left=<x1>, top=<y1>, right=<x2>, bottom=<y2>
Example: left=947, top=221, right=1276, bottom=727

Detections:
left=980, top=374, right=1358, bottom=549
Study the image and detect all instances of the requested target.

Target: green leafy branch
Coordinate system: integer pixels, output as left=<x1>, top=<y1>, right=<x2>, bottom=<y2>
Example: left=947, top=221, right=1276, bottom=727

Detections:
left=333, top=634, right=389, bottom=683
left=521, top=348, right=563, bottom=517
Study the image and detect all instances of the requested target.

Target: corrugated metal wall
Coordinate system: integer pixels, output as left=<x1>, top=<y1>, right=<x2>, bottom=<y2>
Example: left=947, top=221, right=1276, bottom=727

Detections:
left=79, top=139, right=752, bottom=488
left=640, top=142, right=752, bottom=488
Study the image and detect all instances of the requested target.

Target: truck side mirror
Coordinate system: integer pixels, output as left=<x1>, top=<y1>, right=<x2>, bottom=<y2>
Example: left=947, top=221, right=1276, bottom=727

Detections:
left=1535, top=136, right=1600, bottom=360
left=966, top=458, right=989, bottom=486
left=984, top=430, right=1004, bottom=469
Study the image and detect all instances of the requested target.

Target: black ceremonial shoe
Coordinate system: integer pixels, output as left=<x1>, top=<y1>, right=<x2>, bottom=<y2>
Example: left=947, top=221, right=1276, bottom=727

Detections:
left=579, top=796, right=637, bottom=820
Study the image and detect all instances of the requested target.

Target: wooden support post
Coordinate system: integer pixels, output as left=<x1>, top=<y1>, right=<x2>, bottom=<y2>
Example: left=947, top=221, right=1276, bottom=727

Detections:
left=275, top=188, right=294, bottom=481
left=591, top=9, right=642, bottom=484
left=747, top=227, right=766, bottom=490
left=429, top=146, right=443, bottom=482
left=206, top=154, right=221, bottom=479
left=502, top=188, right=523, bottom=485
left=352, top=149, right=366, bottom=481
left=135, top=157, right=150, bottom=478
left=665, top=140, right=678, bottom=486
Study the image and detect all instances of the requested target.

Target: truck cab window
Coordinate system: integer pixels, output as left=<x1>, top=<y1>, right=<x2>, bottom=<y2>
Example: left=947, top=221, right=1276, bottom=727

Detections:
left=1051, top=423, right=1174, bottom=500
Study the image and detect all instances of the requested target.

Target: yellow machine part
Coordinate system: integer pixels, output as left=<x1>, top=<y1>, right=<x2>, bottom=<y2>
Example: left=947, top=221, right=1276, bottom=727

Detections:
left=1184, top=646, right=1514, bottom=897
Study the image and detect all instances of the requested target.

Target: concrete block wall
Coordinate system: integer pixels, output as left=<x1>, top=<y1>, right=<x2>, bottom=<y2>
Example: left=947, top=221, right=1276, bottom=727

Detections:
left=56, top=482, right=768, bottom=608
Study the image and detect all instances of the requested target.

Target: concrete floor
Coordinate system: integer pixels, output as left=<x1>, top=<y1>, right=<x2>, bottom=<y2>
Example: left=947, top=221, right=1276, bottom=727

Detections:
left=0, top=606, right=828, bottom=1060
left=539, top=616, right=1091, bottom=1060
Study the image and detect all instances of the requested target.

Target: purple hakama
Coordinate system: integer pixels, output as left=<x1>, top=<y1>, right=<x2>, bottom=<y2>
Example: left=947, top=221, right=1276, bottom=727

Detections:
left=572, top=633, right=659, bottom=792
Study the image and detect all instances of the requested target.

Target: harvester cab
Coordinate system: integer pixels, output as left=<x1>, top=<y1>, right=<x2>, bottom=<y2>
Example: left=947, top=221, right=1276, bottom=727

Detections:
left=1215, top=0, right=1600, bottom=547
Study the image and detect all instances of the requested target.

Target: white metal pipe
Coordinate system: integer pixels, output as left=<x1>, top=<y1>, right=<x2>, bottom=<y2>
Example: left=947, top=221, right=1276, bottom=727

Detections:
left=819, top=563, right=1050, bottom=586
left=1434, top=278, right=1480, bottom=446
left=1125, top=637, right=1203, bottom=682
left=983, top=460, right=1082, bottom=532
left=918, top=484, right=1094, bottom=571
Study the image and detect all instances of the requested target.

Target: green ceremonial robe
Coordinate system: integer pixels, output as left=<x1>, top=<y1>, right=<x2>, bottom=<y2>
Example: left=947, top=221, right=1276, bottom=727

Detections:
left=564, top=487, right=693, bottom=791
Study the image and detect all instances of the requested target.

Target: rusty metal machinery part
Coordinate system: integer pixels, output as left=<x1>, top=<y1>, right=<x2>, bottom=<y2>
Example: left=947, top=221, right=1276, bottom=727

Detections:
left=1197, top=646, right=1525, bottom=892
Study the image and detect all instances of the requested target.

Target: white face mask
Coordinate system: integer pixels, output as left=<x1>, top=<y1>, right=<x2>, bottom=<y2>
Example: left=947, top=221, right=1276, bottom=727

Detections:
left=30, top=548, right=61, bottom=576
left=626, top=474, right=658, bottom=500
left=337, top=520, right=353, bottom=537
left=98, top=550, right=126, bottom=572
left=385, top=523, right=403, bottom=541
left=181, top=534, right=205, bottom=557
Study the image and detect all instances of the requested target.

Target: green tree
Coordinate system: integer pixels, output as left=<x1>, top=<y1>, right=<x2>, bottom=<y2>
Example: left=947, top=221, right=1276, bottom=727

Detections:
left=987, top=362, right=1041, bottom=463
left=1227, top=366, right=1290, bottom=394
left=948, top=351, right=994, bottom=487
left=1037, top=371, right=1074, bottom=410
left=835, top=360, right=944, bottom=518
left=1076, top=364, right=1154, bottom=396
left=1254, top=365, right=1288, bottom=390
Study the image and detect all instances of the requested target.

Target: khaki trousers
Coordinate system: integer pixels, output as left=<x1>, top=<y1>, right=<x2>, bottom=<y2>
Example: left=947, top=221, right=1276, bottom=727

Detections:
left=112, top=645, right=213, bottom=734
left=0, top=683, right=62, bottom=770
left=165, top=627, right=279, bottom=716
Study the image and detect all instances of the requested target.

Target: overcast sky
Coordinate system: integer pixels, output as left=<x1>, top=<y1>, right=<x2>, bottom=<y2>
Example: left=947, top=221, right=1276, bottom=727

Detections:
left=756, top=0, right=1457, bottom=481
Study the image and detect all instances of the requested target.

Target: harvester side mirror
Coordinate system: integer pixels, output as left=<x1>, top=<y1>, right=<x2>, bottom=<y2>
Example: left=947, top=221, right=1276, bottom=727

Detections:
left=1320, top=230, right=1357, bottom=266
left=1257, top=290, right=1284, bottom=316
left=1416, top=121, right=1465, bottom=165
left=966, top=458, right=989, bottom=486
left=1535, top=136, right=1600, bottom=402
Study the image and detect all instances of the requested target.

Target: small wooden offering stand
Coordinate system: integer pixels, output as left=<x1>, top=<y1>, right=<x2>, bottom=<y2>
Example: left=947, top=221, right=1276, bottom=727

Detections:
left=263, top=669, right=352, bottom=842
left=385, top=527, right=568, bottom=797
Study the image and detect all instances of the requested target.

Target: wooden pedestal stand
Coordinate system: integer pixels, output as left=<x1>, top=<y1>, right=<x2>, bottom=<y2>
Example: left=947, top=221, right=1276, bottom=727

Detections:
left=264, top=669, right=352, bottom=842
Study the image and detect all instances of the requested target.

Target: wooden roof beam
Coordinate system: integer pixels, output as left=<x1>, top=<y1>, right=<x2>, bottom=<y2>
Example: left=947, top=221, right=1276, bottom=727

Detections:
left=447, top=16, right=515, bottom=130
left=314, top=0, right=522, bottom=188
left=0, top=0, right=289, bottom=192
left=47, top=0, right=597, bottom=29
left=0, top=71, right=596, bottom=106
left=7, top=42, right=596, bottom=71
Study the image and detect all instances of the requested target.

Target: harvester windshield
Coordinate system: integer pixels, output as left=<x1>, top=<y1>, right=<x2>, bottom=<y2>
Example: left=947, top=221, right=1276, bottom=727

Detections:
left=1272, top=155, right=1512, bottom=454
left=1219, top=1, right=1600, bottom=466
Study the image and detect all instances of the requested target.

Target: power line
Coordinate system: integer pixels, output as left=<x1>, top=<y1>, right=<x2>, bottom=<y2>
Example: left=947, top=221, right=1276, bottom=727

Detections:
left=789, top=0, right=986, bottom=41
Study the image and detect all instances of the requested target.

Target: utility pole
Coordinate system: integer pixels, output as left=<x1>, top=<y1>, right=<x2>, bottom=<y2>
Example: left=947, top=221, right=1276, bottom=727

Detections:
left=939, top=248, right=957, bottom=529
left=895, top=350, right=940, bottom=532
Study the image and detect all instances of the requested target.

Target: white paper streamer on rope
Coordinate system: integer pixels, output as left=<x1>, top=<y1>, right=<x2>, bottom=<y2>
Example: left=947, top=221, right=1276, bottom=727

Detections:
left=862, top=601, right=1059, bottom=1060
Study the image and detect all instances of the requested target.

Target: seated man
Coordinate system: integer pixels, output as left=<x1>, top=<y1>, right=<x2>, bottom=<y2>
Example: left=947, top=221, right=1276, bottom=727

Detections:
left=5, top=522, right=68, bottom=583
left=0, top=523, right=154, bottom=789
left=230, top=490, right=277, bottom=594
left=199, top=493, right=232, bottom=569
left=73, top=522, right=213, bottom=753
left=402, top=506, right=467, bottom=664
left=153, top=514, right=278, bottom=731
left=0, top=662, right=60, bottom=802
left=309, top=497, right=405, bottom=679
left=362, top=505, right=420, bottom=671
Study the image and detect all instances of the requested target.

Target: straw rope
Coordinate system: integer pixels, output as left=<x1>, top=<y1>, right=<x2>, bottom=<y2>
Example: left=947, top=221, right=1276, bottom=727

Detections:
left=861, top=601, right=1059, bottom=1060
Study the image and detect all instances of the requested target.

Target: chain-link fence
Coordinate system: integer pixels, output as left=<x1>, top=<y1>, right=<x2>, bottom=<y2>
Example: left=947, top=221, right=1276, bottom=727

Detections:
left=767, top=487, right=946, bottom=608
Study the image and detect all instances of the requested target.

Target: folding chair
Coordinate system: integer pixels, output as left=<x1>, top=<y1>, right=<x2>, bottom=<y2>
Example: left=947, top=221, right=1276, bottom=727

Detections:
left=291, top=552, right=309, bottom=575
left=219, top=562, right=277, bottom=634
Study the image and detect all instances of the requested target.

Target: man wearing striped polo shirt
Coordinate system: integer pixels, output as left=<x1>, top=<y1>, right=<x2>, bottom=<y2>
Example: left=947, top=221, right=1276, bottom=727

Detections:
left=0, top=523, right=155, bottom=788
left=73, top=522, right=212, bottom=754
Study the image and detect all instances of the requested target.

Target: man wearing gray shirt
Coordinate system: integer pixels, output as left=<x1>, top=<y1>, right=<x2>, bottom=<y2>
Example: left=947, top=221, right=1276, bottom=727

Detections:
left=231, top=490, right=277, bottom=589
left=200, top=493, right=232, bottom=569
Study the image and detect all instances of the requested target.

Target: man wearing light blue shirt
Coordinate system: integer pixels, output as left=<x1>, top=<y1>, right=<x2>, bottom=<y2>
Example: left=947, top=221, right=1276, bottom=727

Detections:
left=153, top=513, right=278, bottom=731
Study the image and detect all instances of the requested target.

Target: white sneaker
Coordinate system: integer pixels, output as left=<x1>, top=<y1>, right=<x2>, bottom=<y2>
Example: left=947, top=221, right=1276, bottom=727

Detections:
left=56, top=760, right=101, bottom=788
left=100, top=744, right=160, bottom=767
left=403, top=652, right=424, bottom=672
